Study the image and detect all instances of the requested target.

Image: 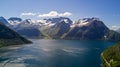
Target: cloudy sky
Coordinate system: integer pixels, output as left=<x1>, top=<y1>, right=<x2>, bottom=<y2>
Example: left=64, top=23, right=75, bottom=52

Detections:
left=0, top=0, right=120, bottom=28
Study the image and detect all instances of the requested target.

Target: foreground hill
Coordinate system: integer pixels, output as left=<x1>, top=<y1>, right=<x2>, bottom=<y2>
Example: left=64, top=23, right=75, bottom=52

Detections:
left=0, top=21, right=32, bottom=47
left=101, top=42, right=120, bottom=67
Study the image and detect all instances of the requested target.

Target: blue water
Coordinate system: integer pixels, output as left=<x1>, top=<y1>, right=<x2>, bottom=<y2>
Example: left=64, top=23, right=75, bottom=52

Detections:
left=0, top=39, right=115, bottom=67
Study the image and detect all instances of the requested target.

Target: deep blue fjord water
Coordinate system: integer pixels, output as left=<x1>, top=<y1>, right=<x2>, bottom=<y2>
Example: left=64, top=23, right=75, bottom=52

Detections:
left=0, top=39, right=115, bottom=67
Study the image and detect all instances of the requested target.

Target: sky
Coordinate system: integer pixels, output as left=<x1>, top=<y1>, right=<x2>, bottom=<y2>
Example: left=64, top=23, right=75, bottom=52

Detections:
left=0, top=0, right=120, bottom=29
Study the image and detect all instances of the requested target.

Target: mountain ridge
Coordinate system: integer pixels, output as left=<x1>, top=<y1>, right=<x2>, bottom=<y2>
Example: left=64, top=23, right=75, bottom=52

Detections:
left=1, top=17, right=120, bottom=41
left=0, top=21, right=32, bottom=47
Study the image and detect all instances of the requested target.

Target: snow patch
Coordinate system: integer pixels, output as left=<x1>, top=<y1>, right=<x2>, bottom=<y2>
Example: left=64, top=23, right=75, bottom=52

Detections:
left=71, top=19, right=89, bottom=28
left=63, top=19, right=69, bottom=23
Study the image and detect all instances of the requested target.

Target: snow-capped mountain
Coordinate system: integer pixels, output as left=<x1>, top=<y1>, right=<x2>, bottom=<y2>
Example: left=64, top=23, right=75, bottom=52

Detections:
left=1, top=16, right=120, bottom=41
left=6, top=17, right=73, bottom=38
left=8, top=17, right=22, bottom=25
left=42, top=18, right=72, bottom=39
left=71, top=17, right=100, bottom=27
left=64, top=17, right=109, bottom=40
left=8, top=17, right=73, bottom=28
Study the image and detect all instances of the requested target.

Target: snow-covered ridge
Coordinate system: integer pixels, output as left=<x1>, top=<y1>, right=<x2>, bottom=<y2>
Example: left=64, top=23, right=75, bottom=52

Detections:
left=8, top=20, right=21, bottom=25
left=1, top=17, right=101, bottom=28
left=71, top=19, right=89, bottom=28
left=70, top=17, right=101, bottom=28
left=8, top=18, right=56, bottom=27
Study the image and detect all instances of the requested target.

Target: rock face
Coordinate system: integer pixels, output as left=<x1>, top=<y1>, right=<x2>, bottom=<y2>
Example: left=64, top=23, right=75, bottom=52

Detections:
left=102, top=42, right=120, bottom=67
left=0, top=21, right=32, bottom=47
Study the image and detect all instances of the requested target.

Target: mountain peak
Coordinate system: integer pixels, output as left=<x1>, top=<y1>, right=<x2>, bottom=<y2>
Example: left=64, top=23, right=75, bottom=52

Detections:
left=73, top=17, right=102, bottom=27
left=8, top=17, right=22, bottom=21
left=45, top=17, right=72, bottom=24
left=80, top=17, right=100, bottom=23
left=0, top=16, right=9, bottom=24
left=91, top=17, right=100, bottom=20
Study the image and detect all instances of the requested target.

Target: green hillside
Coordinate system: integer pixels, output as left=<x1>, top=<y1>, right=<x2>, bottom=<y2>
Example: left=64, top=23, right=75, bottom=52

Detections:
left=101, top=42, right=120, bottom=67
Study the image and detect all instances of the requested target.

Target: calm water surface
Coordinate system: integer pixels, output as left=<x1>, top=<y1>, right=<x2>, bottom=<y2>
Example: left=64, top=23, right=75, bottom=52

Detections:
left=0, top=39, right=115, bottom=67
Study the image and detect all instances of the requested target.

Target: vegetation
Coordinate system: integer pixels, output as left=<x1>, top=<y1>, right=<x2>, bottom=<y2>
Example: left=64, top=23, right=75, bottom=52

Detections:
left=102, top=42, right=120, bottom=67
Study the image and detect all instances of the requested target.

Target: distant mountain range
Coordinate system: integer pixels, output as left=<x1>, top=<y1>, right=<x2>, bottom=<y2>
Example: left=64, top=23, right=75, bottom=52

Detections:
left=117, top=28, right=120, bottom=33
left=0, top=16, right=120, bottom=41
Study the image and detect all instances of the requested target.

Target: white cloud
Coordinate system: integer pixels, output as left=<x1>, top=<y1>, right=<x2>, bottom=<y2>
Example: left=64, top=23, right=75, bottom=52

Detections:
left=38, top=11, right=58, bottom=17
left=20, top=11, right=72, bottom=18
left=20, top=12, right=36, bottom=17
left=59, top=12, right=72, bottom=16
left=112, top=25, right=117, bottom=28
left=38, top=11, right=72, bottom=17
left=110, top=25, right=120, bottom=30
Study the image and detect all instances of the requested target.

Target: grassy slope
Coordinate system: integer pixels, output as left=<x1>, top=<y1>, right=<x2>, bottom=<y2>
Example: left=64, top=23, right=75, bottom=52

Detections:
left=102, top=42, right=120, bottom=67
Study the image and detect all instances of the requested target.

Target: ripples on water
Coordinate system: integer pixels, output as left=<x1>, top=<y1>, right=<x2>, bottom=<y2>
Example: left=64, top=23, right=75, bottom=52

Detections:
left=0, top=39, right=115, bottom=67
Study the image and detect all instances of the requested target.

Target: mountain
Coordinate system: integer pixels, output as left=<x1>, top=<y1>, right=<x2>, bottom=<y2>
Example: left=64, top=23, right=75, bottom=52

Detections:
left=8, top=17, right=22, bottom=21
left=105, top=30, right=120, bottom=41
left=0, top=16, right=9, bottom=24
left=101, top=42, right=120, bottom=67
left=117, top=28, right=120, bottom=33
left=61, top=17, right=120, bottom=41
left=0, top=21, right=32, bottom=47
left=63, top=18, right=108, bottom=40
left=7, top=17, right=73, bottom=39
left=3, top=17, right=120, bottom=41
left=8, top=17, right=22, bottom=25
left=16, top=27, right=44, bottom=38
left=41, top=17, right=72, bottom=39
left=8, top=18, right=43, bottom=38
left=45, top=17, right=72, bottom=24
